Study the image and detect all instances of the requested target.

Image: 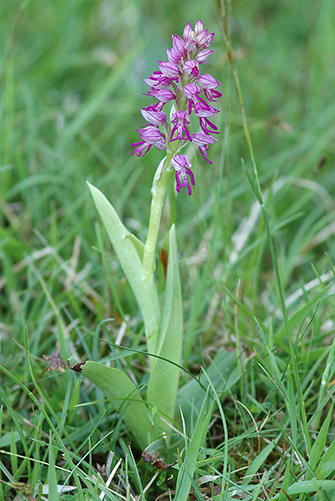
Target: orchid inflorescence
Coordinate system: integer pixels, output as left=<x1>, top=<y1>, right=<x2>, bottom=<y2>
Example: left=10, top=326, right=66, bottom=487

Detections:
left=132, top=20, right=221, bottom=196
left=76, top=19, right=222, bottom=457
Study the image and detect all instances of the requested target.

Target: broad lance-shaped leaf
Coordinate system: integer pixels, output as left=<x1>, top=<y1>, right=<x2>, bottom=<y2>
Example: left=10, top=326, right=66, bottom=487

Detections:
left=67, top=357, right=151, bottom=450
left=87, top=182, right=160, bottom=359
left=146, top=225, right=183, bottom=422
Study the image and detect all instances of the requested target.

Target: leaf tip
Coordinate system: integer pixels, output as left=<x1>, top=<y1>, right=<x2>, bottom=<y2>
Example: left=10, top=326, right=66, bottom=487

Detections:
left=67, top=357, right=86, bottom=373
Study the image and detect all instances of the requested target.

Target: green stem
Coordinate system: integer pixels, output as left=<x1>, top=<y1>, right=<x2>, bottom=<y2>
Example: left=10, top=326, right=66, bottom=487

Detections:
left=142, top=152, right=174, bottom=282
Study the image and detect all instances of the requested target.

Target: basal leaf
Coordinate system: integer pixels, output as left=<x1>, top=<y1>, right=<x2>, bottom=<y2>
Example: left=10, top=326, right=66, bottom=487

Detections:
left=68, top=357, right=151, bottom=450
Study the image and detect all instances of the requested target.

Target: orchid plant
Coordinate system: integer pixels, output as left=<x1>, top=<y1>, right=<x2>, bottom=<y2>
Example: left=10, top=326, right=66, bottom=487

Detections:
left=68, top=20, right=222, bottom=452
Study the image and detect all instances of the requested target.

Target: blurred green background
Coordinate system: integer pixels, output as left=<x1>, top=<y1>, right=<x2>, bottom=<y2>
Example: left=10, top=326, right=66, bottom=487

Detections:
left=1, top=2, right=335, bottom=497
left=1, top=0, right=335, bottom=358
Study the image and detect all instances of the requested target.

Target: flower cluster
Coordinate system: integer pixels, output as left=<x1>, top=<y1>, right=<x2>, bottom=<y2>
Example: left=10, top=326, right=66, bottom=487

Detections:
left=131, top=20, right=221, bottom=196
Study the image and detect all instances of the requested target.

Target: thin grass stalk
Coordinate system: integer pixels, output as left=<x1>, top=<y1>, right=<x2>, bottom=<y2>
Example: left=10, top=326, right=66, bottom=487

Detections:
left=0, top=365, right=85, bottom=500
left=217, top=0, right=312, bottom=454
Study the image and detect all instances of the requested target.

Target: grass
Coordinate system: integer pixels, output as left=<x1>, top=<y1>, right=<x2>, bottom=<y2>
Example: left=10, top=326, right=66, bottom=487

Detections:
left=1, top=0, right=335, bottom=499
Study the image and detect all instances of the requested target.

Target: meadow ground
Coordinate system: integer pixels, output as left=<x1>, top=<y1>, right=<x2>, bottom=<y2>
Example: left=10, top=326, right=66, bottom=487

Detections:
left=1, top=0, right=335, bottom=499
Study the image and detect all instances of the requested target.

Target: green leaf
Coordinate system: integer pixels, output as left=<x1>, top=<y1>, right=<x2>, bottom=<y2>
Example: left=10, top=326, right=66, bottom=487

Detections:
left=67, top=357, right=151, bottom=450
left=48, top=434, right=61, bottom=501
left=316, top=435, right=335, bottom=480
left=0, top=430, right=26, bottom=448
left=242, top=441, right=275, bottom=486
left=146, top=225, right=183, bottom=422
left=126, top=233, right=145, bottom=261
left=306, top=402, right=334, bottom=480
left=87, top=182, right=160, bottom=357
left=287, top=479, right=335, bottom=495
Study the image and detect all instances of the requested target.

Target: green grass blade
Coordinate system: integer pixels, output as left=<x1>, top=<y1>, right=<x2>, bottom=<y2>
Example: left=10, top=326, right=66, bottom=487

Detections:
left=47, top=434, right=61, bottom=501
left=177, top=349, right=239, bottom=431
left=306, top=402, right=334, bottom=481
left=174, top=390, right=213, bottom=501
left=288, top=479, right=335, bottom=495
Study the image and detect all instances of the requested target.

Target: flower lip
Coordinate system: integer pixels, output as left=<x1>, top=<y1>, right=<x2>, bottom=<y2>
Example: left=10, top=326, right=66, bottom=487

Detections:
left=171, top=154, right=195, bottom=196
left=170, top=110, right=192, bottom=142
left=191, top=131, right=217, bottom=164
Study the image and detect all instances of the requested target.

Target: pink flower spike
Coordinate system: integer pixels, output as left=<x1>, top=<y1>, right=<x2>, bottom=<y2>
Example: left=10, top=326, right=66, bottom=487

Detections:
left=171, top=154, right=195, bottom=196
left=132, top=20, right=220, bottom=165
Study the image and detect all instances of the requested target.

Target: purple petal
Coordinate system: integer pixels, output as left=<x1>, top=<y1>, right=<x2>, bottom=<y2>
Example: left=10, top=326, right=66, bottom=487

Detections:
left=171, top=154, right=195, bottom=195
left=138, top=125, right=164, bottom=143
left=198, top=74, right=221, bottom=89
left=158, top=61, right=179, bottom=78
left=147, top=88, right=176, bottom=103
left=183, top=22, right=192, bottom=41
left=196, top=49, right=214, bottom=64
left=172, top=34, right=186, bottom=56
left=141, top=108, right=167, bottom=126
left=167, top=47, right=181, bottom=64
left=194, top=20, right=204, bottom=34
left=192, top=131, right=217, bottom=146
